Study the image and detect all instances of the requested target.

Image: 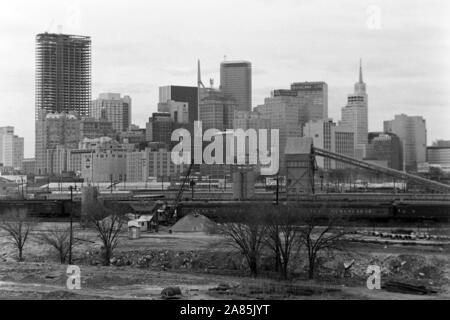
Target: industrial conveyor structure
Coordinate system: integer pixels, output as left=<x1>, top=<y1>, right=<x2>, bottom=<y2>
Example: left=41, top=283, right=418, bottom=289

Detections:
left=313, top=147, right=450, bottom=194
left=284, top=137, right=450, bottom=196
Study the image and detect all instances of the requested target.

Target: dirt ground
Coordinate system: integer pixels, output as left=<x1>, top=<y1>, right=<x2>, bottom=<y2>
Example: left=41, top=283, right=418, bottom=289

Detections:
left=0, top=223, right=449, bottom=300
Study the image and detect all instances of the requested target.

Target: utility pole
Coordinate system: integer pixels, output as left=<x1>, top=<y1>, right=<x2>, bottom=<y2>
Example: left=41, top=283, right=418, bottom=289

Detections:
left=68, top=185, right=74, bottom=265
left=275, top=176, right=279, bottom=205
left=190, top=179, right=196, bottom=200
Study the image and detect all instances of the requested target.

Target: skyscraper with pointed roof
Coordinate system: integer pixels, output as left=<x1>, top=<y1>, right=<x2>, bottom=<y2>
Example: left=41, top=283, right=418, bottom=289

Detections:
left=340, top=59, right=368, bottom=159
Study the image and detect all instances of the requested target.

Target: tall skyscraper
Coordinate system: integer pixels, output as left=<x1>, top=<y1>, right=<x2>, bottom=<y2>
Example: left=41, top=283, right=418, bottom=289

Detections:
left=0, top=127, right=24, bottom=169
left=159, top=86, right=198, bottom=124
left=290, top=82, right=328, bottom=120
left=220, top=60, right=252, bottom=112
left=35, top=33, right=91, bottom=118
left=340, top=60, right=368, bottom=159
left=91, top=93, right=132, bottom=132
left=384, top=114, right=427, bottom=171
left=35, top=33, right=91, bottom=172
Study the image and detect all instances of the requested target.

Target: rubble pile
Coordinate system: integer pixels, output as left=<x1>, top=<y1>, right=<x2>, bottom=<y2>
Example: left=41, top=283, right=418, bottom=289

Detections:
left=88, top=250, right=245, bottom=272
left=316, top=252, right=446, bottom=287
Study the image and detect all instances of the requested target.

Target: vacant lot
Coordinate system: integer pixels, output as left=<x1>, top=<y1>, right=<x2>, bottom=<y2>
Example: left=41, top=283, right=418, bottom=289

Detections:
left=0, top=222, right=449, bottom=300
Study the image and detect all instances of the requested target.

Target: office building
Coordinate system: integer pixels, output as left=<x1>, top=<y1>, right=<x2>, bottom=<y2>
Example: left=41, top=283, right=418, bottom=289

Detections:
left=159, top=86, right=198, bottom=124
left=158, top=100, right=189, bottom=124
left=255, top=92, right=304, bottom=172
left=333, top=126, right=356, bottom=169
left=364, top=132, right=403, bottom=170
left=220, top=60, right=252, bottom=112
left=127, top=148, right=186, bottom=182
left=145, top=113, right=174, bottom=146
left=91, top=93, right=132, bottom=132
left=35, top=112, right=80, bottom=175
left=35, top=33, right=91, bottom=171
left=79, top=117, right=115, bottom=140
left=384, top=114, right=427, bottom=171
left=427, top=141, right=450, bottom=172
left=290, top=82, right=328, bottom=120
left=80, top=138, right=128, bottom=183
left=303, top=119, right=354, bottom=170
left=35, top=33, right=91, bottom=118
left=340, top=60, right=368, bottom=159
left=119, top=126, right=147, bottom=149
left=0, top=127, right=24, bottom=169
left=233, top=111, right=271, bottom=130
left=199, top=90, right=237, bottom=131
left=22, top=158, right=36, bottom=175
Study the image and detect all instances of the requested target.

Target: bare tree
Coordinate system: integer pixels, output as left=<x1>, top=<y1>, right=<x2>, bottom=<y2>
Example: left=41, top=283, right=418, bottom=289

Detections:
left=39, top=227, right=74, bottom=264
left=265, top=206, right=300, bottom=279
left=220, top=210, right=267, bottom=277
left=86, top=200, right=125, bottom=266
left=264, top=217, right=282, bottom=273
left=296, top=205, right=350, bottom=279
left=0, top=209, right=35, bottom=261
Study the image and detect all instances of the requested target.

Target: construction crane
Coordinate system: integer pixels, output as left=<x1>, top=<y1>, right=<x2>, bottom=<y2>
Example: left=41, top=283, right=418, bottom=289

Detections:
left=162, top=161, right=194, bottom=223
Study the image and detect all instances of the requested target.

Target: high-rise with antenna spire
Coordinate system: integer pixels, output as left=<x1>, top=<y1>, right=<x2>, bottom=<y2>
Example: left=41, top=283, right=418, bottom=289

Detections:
left=340, top=59, right=368, bottom=159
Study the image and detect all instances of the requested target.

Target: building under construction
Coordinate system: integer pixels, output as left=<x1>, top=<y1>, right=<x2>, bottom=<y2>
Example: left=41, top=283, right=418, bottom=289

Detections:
left=35, top=33, right=92, bottom=174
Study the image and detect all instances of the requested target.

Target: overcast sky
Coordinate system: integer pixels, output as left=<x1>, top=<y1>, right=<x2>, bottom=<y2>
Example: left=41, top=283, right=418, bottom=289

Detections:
left=1, top=0, right=449, bottom=157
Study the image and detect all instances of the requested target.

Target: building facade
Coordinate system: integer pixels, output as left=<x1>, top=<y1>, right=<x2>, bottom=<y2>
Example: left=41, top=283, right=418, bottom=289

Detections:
left=158, top=100, right=189, bottom=124
left=303, top=119, right=354, bottom=170
left=427, top=142, right=450, bottom=172
left=35, top=33, right=91, bottom=171
left=35, top=112, right=80, bottom=175
left=384, top=114, right=427, bottom=171
left=233, top=110, right=271, bottom=131
left=255, top=92, right=305, bottom=172
left=333, top=126, right=355, bottom=169
left=145, top=113, right=174, bottom=146
left=35, top=33, right=91, bottom=118
left=220, top=60, right=252, bottom=112
left=365, top=132, right=403, bottom=170
left=199, top=90, right=237, bottom=131
left=159, top=86, right=198, bottom=124
left=290, top=81, right=328, bottom=120
left=90, top=93, right=132, bottom=133
left=126, top=148, right=186, bottom=182
left=340, top=61, right=368, bottom=159
left=0, top=127, right=24, bottom=169
left=80, top=138, right=128, bottom=183
left=79, top=117, right=115, bottom=140
left=22, top=158, right=36, bottom=175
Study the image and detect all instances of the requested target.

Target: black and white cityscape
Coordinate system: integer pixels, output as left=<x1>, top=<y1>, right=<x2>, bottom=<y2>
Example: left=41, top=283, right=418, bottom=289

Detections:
left=0, top=0, right=449, bottom=303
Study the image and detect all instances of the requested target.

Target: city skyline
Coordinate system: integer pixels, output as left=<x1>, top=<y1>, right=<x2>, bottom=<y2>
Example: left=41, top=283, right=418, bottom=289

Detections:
left=0, top=0, right=449, bottom=157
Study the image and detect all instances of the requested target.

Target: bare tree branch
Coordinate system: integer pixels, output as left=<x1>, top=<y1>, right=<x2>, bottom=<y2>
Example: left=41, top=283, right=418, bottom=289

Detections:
left=0, top=209, right=36, bottom=262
